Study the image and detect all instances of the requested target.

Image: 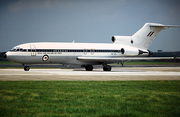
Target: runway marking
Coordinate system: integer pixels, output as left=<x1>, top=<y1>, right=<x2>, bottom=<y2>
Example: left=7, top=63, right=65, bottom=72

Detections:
left=1, top=69, right=179, bottom=76
left=0, top=68, right=180, bottom=81
left=0, top=68, right=180, bottom=76
left=28, top=69, right=180, bottom=76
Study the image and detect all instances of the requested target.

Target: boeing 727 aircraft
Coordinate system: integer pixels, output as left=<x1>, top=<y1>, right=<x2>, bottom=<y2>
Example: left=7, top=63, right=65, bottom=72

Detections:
left=4, top=23, right=180, bottom=71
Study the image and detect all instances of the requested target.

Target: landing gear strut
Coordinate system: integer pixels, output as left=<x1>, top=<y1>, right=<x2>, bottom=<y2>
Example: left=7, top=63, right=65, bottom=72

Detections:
left=103, top=64, right=111, bottom=71
left=85, top=65, right=93, bottom=71
left=120, top=62, right=124, bottom=66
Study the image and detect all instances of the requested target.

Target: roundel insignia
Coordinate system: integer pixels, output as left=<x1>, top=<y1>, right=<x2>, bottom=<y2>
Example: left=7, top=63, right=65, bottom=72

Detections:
left=42, top=55, right=49, bottom=61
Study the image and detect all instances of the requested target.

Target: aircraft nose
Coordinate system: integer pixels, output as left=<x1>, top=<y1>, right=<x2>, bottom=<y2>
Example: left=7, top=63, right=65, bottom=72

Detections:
left=3, top=53, right=7, bottom=59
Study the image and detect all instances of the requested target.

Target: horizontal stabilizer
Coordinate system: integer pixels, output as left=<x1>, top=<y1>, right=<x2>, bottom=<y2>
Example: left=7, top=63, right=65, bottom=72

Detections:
left=149, top=24, right=180, bottom=28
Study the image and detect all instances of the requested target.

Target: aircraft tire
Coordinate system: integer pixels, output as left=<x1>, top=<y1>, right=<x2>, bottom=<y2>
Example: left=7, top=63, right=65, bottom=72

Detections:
left=24, top=66, right=30, bottom=71
left=103, top=66, right=111, bottom=71
left=85, top=65, right=93, bottom=71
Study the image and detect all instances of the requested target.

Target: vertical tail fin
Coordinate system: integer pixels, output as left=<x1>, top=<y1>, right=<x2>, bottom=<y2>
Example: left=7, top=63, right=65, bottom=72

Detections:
left=132, top=23, right=180, bottom=50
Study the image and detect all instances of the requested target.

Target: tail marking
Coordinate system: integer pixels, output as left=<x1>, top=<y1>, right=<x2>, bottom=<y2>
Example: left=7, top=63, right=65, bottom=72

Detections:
left=147, top=31, right=154, bottom=37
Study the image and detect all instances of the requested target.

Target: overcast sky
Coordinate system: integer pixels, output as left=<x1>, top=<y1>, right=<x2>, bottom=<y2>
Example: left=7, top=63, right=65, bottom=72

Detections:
left=0, top=0, right=180, bottom=52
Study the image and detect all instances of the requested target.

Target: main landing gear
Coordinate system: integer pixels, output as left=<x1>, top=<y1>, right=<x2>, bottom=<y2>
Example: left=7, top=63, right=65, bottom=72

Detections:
left=84, top=64, right=112, bottom=71
left=103, top=65, right=111, bottom=71
left=85, top=65, right=93, bottom=71
left=103, top=64, right=111, bottom=71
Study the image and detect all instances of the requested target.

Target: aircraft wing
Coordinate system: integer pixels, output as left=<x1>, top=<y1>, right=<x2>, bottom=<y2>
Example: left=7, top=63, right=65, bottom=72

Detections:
left=77, top=56, right=176, bottom=62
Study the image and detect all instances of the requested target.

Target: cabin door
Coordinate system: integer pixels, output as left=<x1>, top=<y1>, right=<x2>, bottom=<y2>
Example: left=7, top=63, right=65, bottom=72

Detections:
left=30, top=45, right=36, bottom=56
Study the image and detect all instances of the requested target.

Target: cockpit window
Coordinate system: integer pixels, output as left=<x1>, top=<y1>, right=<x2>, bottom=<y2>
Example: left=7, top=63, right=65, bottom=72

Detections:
left=10, top=47, right=24, bottom=52
left=10, top=48, right=16, bottom=51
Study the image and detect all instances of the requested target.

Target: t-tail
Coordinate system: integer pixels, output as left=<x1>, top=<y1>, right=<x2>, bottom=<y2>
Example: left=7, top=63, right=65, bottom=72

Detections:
left=112, top=23, right=180, bottom=50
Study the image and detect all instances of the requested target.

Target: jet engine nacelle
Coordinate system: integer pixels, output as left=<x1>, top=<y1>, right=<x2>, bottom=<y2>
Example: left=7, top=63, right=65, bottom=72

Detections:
left=121, top=48, right=151, bottom=56
left=121, top=48, right=139, bottom=56
left=112, top=36, right=132, bottom=45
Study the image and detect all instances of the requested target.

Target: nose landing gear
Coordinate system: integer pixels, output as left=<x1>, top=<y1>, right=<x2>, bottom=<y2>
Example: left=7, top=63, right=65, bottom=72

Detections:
left=24, top=66, right=30, bottom=71
left=23, top=64, right=30, bottom=71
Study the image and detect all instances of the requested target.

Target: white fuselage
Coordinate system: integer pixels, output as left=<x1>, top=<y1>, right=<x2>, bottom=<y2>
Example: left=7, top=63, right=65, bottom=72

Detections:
left=6, top=42, right=147, bottom=65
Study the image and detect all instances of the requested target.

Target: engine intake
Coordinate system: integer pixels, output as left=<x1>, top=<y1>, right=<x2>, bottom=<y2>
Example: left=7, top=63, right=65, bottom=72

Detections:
left=111, top=36, right=116, bottom=43
left=121, top=48, right=125, bottom=54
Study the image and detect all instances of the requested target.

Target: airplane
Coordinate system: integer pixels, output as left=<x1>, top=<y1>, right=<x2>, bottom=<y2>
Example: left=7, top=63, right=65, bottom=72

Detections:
left=4, top=23, right=180, bottom=71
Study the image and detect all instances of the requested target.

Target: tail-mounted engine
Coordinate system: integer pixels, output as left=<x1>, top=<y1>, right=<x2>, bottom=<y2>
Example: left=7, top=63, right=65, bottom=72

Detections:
left=112, top=36, right=132, bottom=45
left=112, top=35, right=153, bottom=56
left=120, top=48, right=153, bottom=56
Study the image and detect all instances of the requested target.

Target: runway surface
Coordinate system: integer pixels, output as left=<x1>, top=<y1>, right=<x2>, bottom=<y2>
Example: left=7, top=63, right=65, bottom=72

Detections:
left=0, top=67, right=180, bottom=81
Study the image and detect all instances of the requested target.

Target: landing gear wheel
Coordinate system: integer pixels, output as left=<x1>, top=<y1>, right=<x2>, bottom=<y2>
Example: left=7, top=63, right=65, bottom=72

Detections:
left=85, top=65, right=93, bottom=71
left=24, top=66, right=30, bottom=71
left=103, top=65, right=111, bottom=71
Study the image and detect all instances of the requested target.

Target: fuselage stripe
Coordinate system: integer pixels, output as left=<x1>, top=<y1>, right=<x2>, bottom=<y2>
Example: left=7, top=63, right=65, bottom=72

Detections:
left=10, top=49, right=121, bottom=53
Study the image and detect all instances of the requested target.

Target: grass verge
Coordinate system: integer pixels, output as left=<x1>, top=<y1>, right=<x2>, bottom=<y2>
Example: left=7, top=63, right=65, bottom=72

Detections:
left=0, top=81, right=180, bottom=117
